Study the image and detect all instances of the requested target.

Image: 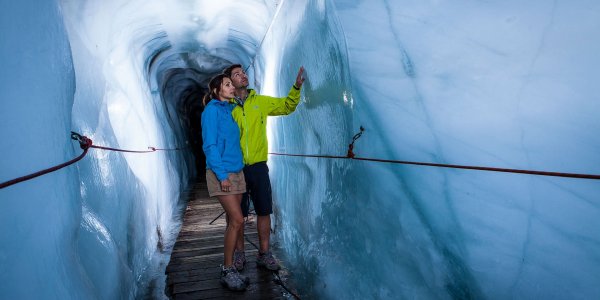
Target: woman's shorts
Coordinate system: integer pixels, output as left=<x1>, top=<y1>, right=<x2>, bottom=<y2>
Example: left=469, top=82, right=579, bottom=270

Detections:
left=206, top=169, right=246, bottom=197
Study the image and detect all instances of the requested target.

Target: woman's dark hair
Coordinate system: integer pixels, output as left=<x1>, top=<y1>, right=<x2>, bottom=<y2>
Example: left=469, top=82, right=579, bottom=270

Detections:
left=202, top=74, right=228, bottom=105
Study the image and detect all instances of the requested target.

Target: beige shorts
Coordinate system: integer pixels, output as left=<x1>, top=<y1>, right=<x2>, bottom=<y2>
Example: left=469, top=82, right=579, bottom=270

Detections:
left=206, top=169, right=246, bottom=197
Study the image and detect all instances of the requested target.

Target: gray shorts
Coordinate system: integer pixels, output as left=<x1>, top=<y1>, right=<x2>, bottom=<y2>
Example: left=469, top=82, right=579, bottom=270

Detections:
left=206, top=169, right=246, bottom=197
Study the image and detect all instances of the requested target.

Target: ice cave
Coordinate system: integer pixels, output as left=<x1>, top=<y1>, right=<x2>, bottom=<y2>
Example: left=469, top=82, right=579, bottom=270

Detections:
left=1, top=0, right=599, bottom=299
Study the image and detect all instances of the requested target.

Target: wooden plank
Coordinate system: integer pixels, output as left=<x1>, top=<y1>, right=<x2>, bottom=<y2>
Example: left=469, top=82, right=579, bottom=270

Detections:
left=165, top=179, right=300, bottom=299
left=172, top=269, right=277, bottom=294
left=173, top=234, right=259, bottom=248
left=170, top=241, right=259, bottom=259
left=174, top=285, right=285, bottom=300
left=168, top=263, right=266, bottom=285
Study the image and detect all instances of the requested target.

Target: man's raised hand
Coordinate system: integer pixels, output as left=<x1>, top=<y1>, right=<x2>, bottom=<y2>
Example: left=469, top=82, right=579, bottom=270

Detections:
left=295, top=66, right=305, bottom=88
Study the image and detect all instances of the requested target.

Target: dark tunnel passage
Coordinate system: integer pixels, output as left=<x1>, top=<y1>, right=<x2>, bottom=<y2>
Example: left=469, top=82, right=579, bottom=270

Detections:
left=155, top=54, right=235, bottom=177
left=159, top=67, right=208, bottom=175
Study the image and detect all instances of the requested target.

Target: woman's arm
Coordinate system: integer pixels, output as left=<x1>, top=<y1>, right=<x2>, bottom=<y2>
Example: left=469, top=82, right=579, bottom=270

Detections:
left=201, top=106, right=228, bottom=181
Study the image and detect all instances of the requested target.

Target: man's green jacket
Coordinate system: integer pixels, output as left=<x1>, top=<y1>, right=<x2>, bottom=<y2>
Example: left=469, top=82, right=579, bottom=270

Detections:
left=231, top=85, right=301, bottom=165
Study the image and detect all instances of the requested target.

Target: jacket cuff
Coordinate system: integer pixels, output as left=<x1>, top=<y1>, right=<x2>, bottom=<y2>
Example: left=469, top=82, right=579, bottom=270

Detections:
left=216, top=172, right=228, bottom=182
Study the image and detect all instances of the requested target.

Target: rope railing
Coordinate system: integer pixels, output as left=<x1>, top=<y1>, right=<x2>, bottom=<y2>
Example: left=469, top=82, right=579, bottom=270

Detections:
left=269, top=127, right=600, bottom=181
left=0, top=134, right=92, bottom=189
left=3, top=127, right=599, bottom=190
left=0, top=132, right=185, bottom=189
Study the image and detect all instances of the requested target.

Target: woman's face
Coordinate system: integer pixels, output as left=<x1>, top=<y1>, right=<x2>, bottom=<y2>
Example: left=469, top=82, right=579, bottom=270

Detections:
left=218, top=77, right=235, bottom=100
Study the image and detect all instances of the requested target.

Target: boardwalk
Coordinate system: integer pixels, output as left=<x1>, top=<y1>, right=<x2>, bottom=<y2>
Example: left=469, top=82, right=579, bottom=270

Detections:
left=165, top=180, right=299, bottom=300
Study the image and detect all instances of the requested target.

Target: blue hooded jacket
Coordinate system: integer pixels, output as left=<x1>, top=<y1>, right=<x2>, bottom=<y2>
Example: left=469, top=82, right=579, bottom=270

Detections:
left=201, top=99, right=244, bottom=181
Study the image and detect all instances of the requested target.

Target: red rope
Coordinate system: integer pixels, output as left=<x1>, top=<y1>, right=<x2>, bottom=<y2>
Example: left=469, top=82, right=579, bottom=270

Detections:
left=149, top=147, right=187, bottom=151
left=90, top=144, right=156, bottom=153
left=270, top=126, right=600, bottom=180
left=0, top=132, right=184, bottom=190
left=0, top=134, right=92, bottom=189
left=4, top=127, right=597, bottom=190
left=268, top=153, right=600, bottom=180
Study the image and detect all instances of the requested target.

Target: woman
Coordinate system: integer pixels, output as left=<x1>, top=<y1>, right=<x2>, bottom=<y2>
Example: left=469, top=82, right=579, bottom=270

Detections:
left=201, top=74, right=248, bottom=291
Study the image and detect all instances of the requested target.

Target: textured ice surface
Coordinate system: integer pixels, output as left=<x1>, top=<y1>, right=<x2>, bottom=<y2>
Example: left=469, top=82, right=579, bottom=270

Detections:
left=1, top=0, right=599, bottom=299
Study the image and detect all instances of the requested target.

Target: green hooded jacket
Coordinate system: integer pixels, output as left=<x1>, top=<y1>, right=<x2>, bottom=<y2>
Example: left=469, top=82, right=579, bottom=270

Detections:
left=231, top=85, right=301, bottom=165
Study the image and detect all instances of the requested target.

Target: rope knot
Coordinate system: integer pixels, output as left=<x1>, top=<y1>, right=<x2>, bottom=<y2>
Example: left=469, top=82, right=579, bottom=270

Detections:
left=346, top=126, right=364, bottom=158
left=347, top=144, right=355, bottom=158
left=71, top=131, right=92, bottom=149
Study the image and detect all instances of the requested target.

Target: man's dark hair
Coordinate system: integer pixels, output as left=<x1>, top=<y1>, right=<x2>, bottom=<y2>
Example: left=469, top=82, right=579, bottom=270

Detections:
left=223, top=64, right=243, bottom=77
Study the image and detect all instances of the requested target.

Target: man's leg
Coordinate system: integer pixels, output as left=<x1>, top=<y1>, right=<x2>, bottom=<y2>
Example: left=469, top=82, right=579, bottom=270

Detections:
left=257, top=215, right=270, bottom=253
left=249, top=162, right=280, bottom=270
left=247, top=162, right=273, bottom=254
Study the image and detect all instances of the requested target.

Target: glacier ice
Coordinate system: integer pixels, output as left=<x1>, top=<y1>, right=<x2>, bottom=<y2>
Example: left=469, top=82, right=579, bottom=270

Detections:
left=1, top=0, right=599, bottom=299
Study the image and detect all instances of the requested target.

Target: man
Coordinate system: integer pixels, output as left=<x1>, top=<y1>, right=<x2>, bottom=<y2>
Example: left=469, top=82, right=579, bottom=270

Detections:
left=223, top=64, right=305, bottom=271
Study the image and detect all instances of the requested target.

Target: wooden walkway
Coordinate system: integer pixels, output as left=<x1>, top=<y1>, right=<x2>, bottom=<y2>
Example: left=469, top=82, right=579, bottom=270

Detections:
left=165, top=180, right=299, bottom=300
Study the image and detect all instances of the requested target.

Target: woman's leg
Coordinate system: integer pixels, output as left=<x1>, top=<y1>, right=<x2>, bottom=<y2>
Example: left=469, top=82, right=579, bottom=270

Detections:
left=217, top=194, right=243, bottom=267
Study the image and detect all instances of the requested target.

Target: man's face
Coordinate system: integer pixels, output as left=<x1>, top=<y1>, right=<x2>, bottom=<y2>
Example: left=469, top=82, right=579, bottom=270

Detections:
left=230, top=67, right=249, bottom=88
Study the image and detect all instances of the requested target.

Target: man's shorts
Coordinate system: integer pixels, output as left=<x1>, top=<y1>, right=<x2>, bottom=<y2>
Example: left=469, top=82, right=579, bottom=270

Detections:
left=241, top=162, right=272, bottom=217
left=206, top=169, right=246, bottom=197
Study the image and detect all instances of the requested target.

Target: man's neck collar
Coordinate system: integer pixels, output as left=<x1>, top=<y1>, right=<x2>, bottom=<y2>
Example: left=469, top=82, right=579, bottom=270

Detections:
left=235, top=87, right=250, bottom=101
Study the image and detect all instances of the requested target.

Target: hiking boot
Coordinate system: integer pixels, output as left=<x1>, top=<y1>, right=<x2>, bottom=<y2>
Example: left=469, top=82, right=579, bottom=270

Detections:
left=256, top=251, right=280, bottom=271
left=233, top=250, right=246, bottom=271
left=220, top=266, right=247, bottom=291
left=240, top=272, right=250, bottom=285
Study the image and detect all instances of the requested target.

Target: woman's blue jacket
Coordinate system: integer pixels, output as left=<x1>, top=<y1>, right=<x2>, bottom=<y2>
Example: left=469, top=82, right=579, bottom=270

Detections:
left=201, top=99, right=244, bottom=181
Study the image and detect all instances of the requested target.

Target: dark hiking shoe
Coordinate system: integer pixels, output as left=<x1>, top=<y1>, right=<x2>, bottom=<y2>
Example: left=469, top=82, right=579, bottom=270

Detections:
left=256, top=251, right=280, bottom=271
left=220, top=266, right=247, bottom=291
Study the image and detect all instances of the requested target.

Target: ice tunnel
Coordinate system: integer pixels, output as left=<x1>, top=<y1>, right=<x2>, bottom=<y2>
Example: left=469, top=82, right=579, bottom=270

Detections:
left=1, top=0, right=600, bottom=299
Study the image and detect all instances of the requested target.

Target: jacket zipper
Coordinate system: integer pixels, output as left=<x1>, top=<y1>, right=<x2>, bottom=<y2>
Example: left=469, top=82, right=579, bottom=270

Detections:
left=235, top=96, right=250, bottom=165
left=242, top=108, right=249, bottom=164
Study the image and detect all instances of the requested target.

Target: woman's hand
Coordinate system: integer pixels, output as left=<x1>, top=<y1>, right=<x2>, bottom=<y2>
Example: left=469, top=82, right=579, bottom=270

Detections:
left=295, top=66, right=305, bottom=88
left=220, top=178, right=232, bottom=192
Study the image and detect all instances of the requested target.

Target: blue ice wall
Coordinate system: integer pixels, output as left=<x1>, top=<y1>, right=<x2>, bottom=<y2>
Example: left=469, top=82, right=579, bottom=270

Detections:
left=1, top=0, right=194, bottom=298
left=265, top=0, right=600, bottom=299
left=0, top=0, right=95, bottom=299
left=61, top=0, right=195, bottom=298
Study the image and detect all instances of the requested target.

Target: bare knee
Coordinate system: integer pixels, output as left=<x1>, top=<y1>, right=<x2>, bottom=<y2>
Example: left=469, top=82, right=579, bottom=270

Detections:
left=228, top=215, right=244, bottom=230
